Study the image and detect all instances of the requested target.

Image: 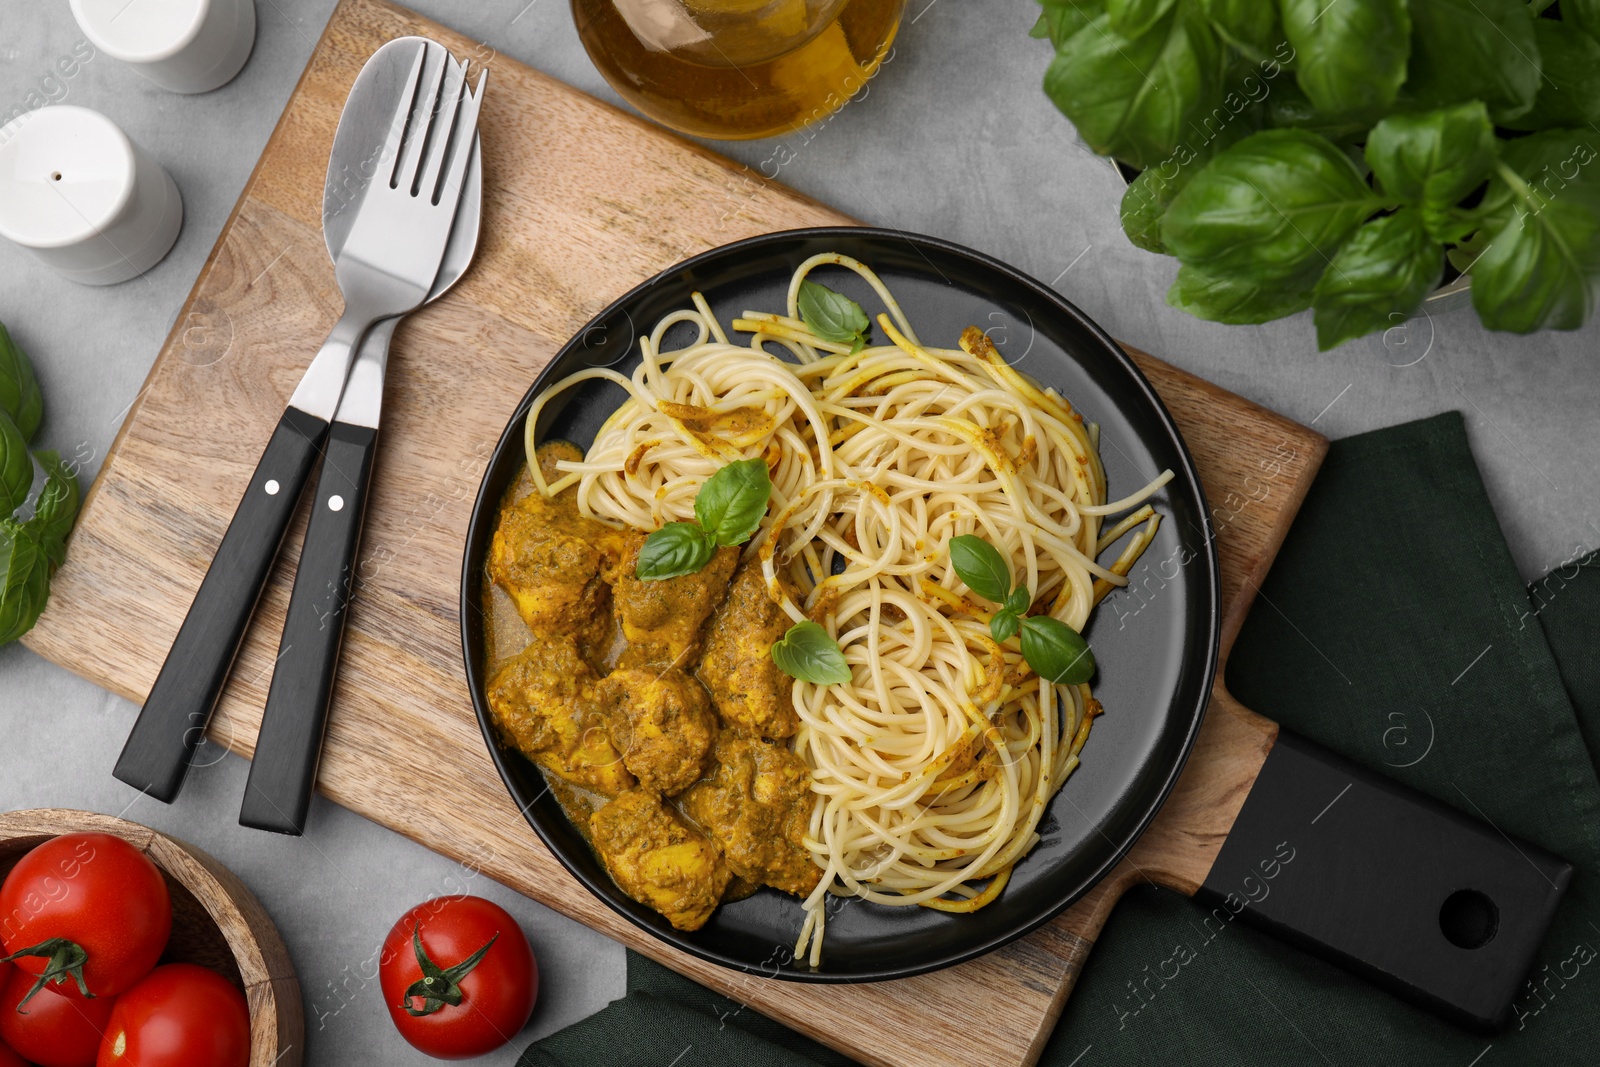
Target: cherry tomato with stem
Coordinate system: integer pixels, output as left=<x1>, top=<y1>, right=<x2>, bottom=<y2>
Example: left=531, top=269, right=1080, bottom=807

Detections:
left=0, top=968, right=113, bottom=1067
left=378, top=896, right=538, bottom=1059
left=0, top=833, right=170, bottom=1004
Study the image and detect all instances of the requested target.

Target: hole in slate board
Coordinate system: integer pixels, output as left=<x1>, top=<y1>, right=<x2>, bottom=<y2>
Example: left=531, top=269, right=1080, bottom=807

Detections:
left=1439, top=889, right=1499, bottom=949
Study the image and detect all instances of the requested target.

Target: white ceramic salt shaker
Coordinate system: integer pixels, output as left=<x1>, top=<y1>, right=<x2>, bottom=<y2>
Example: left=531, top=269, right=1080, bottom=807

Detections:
left=69, top=0, right=256, bottom=95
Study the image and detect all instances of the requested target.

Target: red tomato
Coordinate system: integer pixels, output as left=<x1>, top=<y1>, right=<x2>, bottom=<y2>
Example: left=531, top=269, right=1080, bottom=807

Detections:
left=378, top=896, right=538, bottom=1059
left=0, top=970, right=113, bottom=1067
left=0, top=834, right=170, bottom=1001
left=0, top=1039, right=30, bottom=1067
left=95, top=964, right=249, bottom=1067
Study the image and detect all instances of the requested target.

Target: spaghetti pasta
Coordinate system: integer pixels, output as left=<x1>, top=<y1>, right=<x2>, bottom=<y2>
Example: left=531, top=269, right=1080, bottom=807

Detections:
left=524, top=254, right=1170, bottom=964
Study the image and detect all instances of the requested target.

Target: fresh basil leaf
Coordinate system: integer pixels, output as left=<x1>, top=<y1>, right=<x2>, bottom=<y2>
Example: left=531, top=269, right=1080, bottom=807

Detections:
left=770, top=620, right=851, bottom=685
left=1570, top=0, right=1600, bottom=39
left=0, top=412, right=32, bottom=517
left=1019, top=615, right=1097, bottom=685
left=1200, top=0, right=1282, bottom=59
left=636, top=522, right=715, bottom=581
left=1106, top=0, right=1177, bottom=37
left=1403, top=0, right=1540, bottom=124
left=1283, top=0, right=1409, bottom=116
left=949, top=534, right=1013, bottom=604
left=694, top=457, right=771, bottom=547
left=991, top=610, right=1021, bottom=643
left=1502, top=21, right=1600, bottom=132
left=1162, top=130, right=1384, bottom=280
left=1264, top=82, right=1373, bottom=143
left=1119, top=120, right=1253, bottom=254
left=1312, top=211, right=1443, bottom=350
left=1166, top=263, right=1316, bottom=324
left=27, top=451, right=80, bottom=567
left=1365, top=103, right=1496, bottom=242
left=1044, top=9, right=1222, bottom=171
left=0, top=323, right=41, bottom=444
left=1470, top=133, right=1600, bottom=333
left=1004, top=586, right=1032, bottom=614
left=0, top=520, right=48, bottom=646
left=1033, top=0, right=1107, bottom=47
left=797, top=281, right=870, bottom=348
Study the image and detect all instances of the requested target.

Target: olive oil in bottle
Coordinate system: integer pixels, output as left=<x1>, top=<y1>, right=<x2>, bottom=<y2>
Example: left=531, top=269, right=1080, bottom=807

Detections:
left=572, top=0, right=905, bottom=140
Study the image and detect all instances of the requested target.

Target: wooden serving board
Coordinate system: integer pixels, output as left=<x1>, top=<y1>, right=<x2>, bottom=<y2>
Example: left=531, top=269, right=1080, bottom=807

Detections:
left=24, top=1, right=1327, bottom=1064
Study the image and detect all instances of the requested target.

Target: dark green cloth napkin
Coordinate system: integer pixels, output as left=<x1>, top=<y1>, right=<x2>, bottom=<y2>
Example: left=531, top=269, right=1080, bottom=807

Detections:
left=521, top=412, right=1600, bottom=1067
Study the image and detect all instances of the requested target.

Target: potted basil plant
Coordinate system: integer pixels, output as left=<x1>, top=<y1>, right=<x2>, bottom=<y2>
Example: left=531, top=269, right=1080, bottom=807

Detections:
left=1033, top=0, right=1600, bottom=349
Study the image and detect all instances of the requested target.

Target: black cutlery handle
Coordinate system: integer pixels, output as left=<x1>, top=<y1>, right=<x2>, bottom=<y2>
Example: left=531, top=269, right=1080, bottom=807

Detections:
left=1197, top=730, right=1572, bottom=1032
left=240, top=420, right=378, bottom=835
left=114, top=407, right=329, bottom=802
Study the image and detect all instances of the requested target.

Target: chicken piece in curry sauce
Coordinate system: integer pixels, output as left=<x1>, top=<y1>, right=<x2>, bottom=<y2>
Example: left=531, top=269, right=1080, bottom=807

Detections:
left=485, top=636, right=635, bottom=798
left=612, top=531, right=739, bottom=669
left=698, top=557, right=799, bottom=739
left=681, top=735, right=820, bottom=897
left=595, top=667, right=717, bottom=796
left=590, top=790, right=731, bottom=931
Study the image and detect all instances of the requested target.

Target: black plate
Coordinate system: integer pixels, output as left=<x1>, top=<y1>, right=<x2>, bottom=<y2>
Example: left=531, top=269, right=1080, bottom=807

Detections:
left=460, top=228, right=1220, bottom=982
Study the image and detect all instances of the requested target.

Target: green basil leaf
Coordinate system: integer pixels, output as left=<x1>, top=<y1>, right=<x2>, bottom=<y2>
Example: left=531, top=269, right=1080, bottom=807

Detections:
left=1118, top=119, right=1254, bottom=254
left=26, top=451, right=80, bottom=567
left=0, top=412, right=32, bottom=517
left=1200, top=0, right=1282, bottom=60
left=0, top=323, right=41, bottom=444
left=770, top=620, right=851, bottom=685
left=1004, top=586, right=1032, bottom=614
left=1166, top=263, right=1316, bottom=324
left=1263, top=82, right=1374, bottom=143
left=1470, top=133, right=1600, bottom=333
left=1033, top=0, right=1107, bottom=47
left=1019, top=615, right=1097, bottom=685
left=1403, top=0, right=1540, bottom=124
left=694, top=457, right=771, bottom=547
left=797, top=281, right=870, bottom=347
left=1106, top=0, right=1177, bottom=37
left=1312, top=211, right=1443, bottom=350
left=636, top=522, right=715, bottom=581
left=1502, top=21, right=1600, bottom=132
left=1570, top=0, right=1600, bottom=39
left=948, top=534, right=1013, bottom=604
left=0, top=520, right=49, bottom=646
left=1162, top=130, right=1384, bottom=280
left=1365, top=103, right=1497, bottom=242
left=1283, top=0, right=1409, bottom=116
left=991, top=610, right=1021, bottom=643
left=1044, top=9, right=1222, bottom=171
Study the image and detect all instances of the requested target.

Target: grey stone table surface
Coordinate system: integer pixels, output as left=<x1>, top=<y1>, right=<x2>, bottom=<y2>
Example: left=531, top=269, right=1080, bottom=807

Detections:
left=0, top=1, right=1595, bottom=1064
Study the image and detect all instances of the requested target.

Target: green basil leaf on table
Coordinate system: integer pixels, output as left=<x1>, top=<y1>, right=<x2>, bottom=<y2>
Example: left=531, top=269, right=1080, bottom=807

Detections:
left=770, top=620, right=851, bottom=685
left=1019, top=615, right=1097, bottom=685
left=991, top=609, right=1021, bottom=644
left=797, top=280, right=870, bottom=349
left=1162, top=129, right=1386, bottom=280
left=1311, top=210, right=1443, bottom=350
left=1501, top=21, right=1600, bottom=132
left=1402, top=0, right=1540, bottom=124
left=27, top=451, right=80, bottom=567
left=0, top=323, right=42, bottom=444
left=1198, top=0, right=1282, bottom=60
left=1364, top=102, right=1497, bottom=242
left=1106, top=0, right=1177, bottom=39
left=636, top=522, right=715, bottom=581
left=948, top=534, right=1013, bottom=603
left=1469, top=131, right=1600, bottom=333
left=693, top=457, right=771, bottom=547
left=1282, top=0, right=1409, bottom=116
left=1044, top=9, right=1222, bottom=171
left=0, top=412, right=33, bottom=517
left=1032, top=0, right=1108, bottom=48
left=1166, top=263, right=1317, bottom=324
left=0, top=521, right=49, bottom=646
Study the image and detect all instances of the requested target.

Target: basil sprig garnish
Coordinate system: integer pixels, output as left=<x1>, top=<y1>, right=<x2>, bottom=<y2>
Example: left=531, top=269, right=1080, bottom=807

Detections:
left=770, top=619, right=851, bottom=685
left=797, top=280, right=870, bottom=353
left=635, top=458, right=771, bottom=581
left=948, top=534, right=1096, bottom=685
left=0, top=323, right=78, bottom=646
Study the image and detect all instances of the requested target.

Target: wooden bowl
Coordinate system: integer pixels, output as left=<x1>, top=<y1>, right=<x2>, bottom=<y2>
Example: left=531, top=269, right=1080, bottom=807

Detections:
left=0, top=809, right=302, bottom=1067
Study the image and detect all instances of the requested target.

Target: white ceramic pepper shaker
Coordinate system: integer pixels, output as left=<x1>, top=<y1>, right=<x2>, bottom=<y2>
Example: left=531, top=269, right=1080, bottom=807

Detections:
left=69, top=0, right=256, bottom=95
